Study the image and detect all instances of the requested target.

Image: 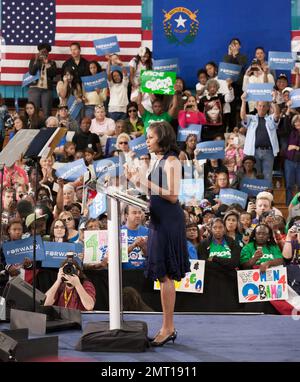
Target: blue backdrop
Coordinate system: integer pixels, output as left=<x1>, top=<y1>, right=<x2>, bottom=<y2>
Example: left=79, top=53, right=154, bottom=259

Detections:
left=153, top=0, right=291, bottom=88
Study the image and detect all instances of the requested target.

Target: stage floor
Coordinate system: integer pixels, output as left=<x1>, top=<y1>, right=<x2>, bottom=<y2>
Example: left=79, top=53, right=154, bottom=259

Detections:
left=1, top=312, right=300, bottom=362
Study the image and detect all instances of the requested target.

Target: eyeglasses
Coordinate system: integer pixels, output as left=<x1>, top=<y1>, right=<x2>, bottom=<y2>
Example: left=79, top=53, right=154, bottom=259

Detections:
left=119, top=141, right=128, bottom=145
left=128, top=109, right=137, bottom=113
left=54, top=225, right=65, bottom=229
left=62, top=217, right=73, bottom=222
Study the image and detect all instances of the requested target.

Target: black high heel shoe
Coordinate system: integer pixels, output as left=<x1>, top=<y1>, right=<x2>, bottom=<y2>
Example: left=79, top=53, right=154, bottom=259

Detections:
left=151, top=330, right=177, bottom=347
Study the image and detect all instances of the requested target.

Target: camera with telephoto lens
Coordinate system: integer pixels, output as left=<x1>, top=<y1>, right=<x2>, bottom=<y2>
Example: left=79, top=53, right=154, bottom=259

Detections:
left=62, top=253, right=77, bottom=277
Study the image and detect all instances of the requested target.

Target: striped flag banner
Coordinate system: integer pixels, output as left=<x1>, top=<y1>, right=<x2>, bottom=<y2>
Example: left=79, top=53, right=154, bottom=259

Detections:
left=0, top=0, right=142, bottom=85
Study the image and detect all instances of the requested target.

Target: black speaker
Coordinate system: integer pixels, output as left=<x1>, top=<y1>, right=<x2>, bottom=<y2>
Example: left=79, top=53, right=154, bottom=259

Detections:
left=0, top=329, right=58, bottom=362
left=0, top=332, right=18, bottom=362
left=2, top=277, right=45, bottom=318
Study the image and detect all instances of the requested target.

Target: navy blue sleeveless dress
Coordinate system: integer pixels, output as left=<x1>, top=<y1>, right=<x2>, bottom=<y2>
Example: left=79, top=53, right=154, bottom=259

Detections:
left=145, top=151, right=190, bottom=281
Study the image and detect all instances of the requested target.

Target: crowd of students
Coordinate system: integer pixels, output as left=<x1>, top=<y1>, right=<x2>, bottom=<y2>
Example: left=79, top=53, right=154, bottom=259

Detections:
left=0, top=37, right=300, bottom=313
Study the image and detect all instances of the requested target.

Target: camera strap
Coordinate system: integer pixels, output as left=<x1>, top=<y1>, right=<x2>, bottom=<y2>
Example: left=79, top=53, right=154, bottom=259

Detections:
left=63, top=287, right=74, bottom=307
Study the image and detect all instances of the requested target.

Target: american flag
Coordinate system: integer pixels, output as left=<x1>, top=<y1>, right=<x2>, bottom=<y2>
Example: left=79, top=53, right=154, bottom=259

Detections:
left=0, top=0, right=143, bottom=85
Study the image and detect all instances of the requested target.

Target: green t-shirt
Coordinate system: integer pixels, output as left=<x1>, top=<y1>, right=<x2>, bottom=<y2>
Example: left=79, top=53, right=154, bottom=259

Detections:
left=142, top=110, right=172, bottom=134
left=240, top=242, right=283, bottom=265
left=209, top=241, right=232, bottom=259
left=291, top=193, right=300, bottom=206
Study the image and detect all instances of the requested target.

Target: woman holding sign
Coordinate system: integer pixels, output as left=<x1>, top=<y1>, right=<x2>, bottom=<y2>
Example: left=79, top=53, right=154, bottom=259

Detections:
left=125, top=121, right=190, bottom=346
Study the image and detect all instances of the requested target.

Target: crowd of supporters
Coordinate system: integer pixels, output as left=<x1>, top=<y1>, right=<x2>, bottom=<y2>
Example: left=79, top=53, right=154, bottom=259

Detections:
left=0, top=38, right=300, bottom=313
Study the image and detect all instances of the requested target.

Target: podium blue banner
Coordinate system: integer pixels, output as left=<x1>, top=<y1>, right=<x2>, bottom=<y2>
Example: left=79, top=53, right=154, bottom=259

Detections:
left=55, top=159, right=87, bottom=181
left=67, top=95, right=83, bottom=120
left=218, top=62, right=242, bottom=82
left=246, top=83, right=273, bottom=102
left=42, top=242, right=82, bottom=268
left=177, top=124, right=202, bottom=142
left=81, top=72, right=108, bottom=92
left=22, top=71, right=40, bottom=87
left=93, top=36, right=120, bottom=56
left=94, top=157, right=124, bottom=179
left=268, top=51, right=295, bottom=70
left=129, top=135, right=149, bottom=158
left=153, top=0, right=291, bottom=88
left=219, top=188, right=248, bottom=209
left=3, top=236, right=45, bottom=264
left=240, top=177, right=272, bottom=196
left=153, top=58, right=179, bottom=73
left=290, top=89, right=300, bottom=108
left=196, top=140, right=225, bottom=160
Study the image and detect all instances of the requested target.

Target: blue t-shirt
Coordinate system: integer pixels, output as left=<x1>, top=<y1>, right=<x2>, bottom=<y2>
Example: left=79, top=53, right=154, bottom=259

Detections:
left=121, top=225, right=148, bottom=269
left=187, top=240, right=198, bottom=260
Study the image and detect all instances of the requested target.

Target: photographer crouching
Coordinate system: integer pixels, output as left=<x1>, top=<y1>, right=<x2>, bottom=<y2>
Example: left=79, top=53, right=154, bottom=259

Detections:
left=44, top=257, right=96, bottom=311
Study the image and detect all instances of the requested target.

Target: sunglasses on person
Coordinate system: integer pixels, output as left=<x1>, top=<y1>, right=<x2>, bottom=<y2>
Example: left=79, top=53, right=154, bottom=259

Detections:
left=62, top=217, right=73, bottom=222
left=128, top=109, right=137, bottom=113
left=119, top=141, right=129, bottom=145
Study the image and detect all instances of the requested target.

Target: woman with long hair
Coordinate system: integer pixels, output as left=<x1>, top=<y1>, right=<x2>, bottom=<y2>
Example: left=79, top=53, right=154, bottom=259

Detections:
left=50, top=218, right=69, bottom=242
left=23, top=101, right=45, bottom=129
left=125, top=121, right=190, bottom=346
left=56, top=67, right=82, bottom=106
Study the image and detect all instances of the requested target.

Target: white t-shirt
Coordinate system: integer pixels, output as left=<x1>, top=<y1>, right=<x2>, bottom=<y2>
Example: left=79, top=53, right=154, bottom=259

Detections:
left=108, top=77, right=129, bottom=113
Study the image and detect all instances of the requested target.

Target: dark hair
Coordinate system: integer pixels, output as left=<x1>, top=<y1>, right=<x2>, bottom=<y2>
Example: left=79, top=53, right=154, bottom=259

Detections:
left=50, top=218, right=68, bottom=242
left=61, top=67, right=80, bottom=91
left=85, top=218, right=101, bottom=230
left=181, top=134, right=197, bottom=155
left=211, top=217, right=225, bottom=227
left=242, top=155, right=256, bottom=165
left=28, top=165, right=43, bottom=180
left=111, top=70, right=123, bottom=83
left=176, top=76, right=186, bottom=92
left=134, top=47, right=152, bottom=70
left=197, top=68, right=208, bottom=78
left=288, top=216, right=300, bottom=230
left=23, top=101, right=41, bottom=129
left=223, top=210, right=240, bottom=234
left=16, top=199, right=34, bottom=219
left=36, top=186, right=52, bottom=201
left=70, top=42, right=81, bottom=50
left=88, top=60, right=102, bottom=74
left=230, top=37, right=241, bottom=45
left=249, top=223, right=277, bottom=248
left=255, top=46, right=265, bottom=54
left=126, top=101, right=138, bottom=115
left=205, top=61, right=218, bottom=75
left=13, top=115, right=26, bottom=133
left=148, top=121, right=180, bottom=155
left=7, top=218, right=23, bottom=238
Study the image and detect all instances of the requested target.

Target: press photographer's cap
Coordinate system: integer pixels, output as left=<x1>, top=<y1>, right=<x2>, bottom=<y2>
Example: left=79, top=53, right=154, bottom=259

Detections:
left=25, top=212, right=48, bottom=228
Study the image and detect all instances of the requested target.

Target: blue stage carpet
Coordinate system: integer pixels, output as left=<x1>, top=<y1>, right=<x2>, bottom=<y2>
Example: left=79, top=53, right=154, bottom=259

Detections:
left=2, top=313, right=300, bottom=362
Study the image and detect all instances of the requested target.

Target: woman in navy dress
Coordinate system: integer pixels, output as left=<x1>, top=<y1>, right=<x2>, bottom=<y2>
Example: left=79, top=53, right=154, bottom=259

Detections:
left=125, top=121, right=190, bottom=346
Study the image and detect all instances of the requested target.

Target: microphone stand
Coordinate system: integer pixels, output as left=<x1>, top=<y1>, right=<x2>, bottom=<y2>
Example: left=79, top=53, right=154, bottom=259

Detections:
left=0, top=163, right=4, bottom=272
left=0, top=163, right=4, bottom=247
left=32, top=158, right=39, bottom=312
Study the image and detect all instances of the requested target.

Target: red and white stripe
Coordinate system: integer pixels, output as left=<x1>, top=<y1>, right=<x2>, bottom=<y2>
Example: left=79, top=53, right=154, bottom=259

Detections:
left=0, top=0, right=142, bottom=85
